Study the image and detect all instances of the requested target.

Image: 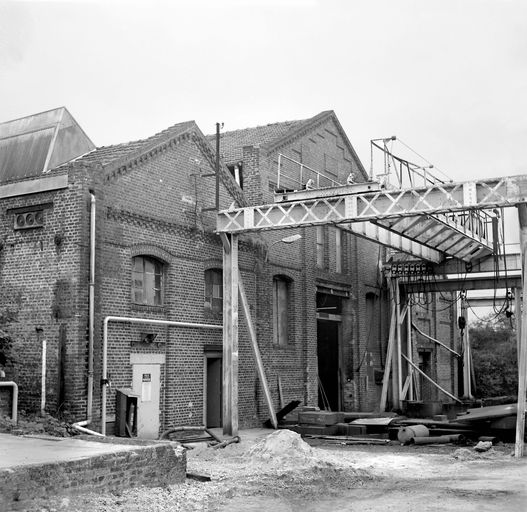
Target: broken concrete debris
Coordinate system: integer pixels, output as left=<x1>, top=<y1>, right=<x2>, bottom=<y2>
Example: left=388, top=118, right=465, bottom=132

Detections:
left=474, top=440, right=493, bottom=452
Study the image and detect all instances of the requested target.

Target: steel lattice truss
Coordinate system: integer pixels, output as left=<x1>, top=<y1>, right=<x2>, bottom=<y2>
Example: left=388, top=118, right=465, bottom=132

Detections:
left=217, top=175, right=527, bottom=262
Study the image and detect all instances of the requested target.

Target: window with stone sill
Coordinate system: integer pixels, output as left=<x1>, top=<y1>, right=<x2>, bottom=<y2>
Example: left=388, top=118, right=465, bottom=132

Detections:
left=132, top=256, right=165, bottom=306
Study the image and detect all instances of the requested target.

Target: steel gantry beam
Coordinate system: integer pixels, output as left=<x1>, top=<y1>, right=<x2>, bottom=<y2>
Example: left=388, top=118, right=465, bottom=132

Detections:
left=217, top=174, right=527, bottom=457
left=217, top=175, right=527, bottom=261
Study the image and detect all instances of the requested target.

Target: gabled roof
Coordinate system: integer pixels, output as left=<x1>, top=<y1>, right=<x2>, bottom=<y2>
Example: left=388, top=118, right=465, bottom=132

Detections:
left=56, top=120, right=195, bottom=171
left=0, top=107, right=95, bottom=184
left=52, top=118, right=248, bottom=208
left=211, top=118, right=308, bottom=163
left=212, top=111, right=367, bottom=179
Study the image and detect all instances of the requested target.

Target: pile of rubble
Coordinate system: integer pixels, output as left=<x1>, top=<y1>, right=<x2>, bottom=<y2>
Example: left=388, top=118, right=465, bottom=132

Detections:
left=0, top=411, right=76, bottom=437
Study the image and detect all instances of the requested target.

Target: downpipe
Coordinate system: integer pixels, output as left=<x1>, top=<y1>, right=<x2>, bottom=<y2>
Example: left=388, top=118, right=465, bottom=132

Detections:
left=72, top=191, right=99, bottom=436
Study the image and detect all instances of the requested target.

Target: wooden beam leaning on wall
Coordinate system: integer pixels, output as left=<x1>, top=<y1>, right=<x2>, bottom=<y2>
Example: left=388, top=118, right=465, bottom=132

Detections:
left=238, top=277, right=277, bottom=429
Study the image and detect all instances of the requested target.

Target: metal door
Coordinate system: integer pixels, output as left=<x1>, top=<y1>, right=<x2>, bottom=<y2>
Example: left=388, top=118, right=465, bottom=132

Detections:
left=132, top=363, right=161, bottom=439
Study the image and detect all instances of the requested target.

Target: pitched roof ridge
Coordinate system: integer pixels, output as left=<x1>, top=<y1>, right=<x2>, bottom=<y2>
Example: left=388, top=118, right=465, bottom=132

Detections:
left=217, top=117, right=307, bottom=137
left=52, top=120, right=196, bottom=173
left=96, top=120, right=195, bottom=153
left=261, top=110, right=335, bottom=151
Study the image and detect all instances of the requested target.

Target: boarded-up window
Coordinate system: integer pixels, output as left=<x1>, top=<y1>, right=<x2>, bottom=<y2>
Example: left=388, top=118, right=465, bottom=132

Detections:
left=273, top=276, right=290, bottom=346
left=205, top=268, right=223, bottom=315
left=132, top=256, right=164, bottom=305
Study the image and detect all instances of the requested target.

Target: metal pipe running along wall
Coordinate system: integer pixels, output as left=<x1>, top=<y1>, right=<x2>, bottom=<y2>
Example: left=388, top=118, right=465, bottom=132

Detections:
left=101, top=316, right=223, bottom=436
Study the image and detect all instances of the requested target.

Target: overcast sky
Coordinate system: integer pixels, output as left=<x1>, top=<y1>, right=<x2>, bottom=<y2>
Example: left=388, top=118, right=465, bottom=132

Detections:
left=1, top=0, right=526, bottom=237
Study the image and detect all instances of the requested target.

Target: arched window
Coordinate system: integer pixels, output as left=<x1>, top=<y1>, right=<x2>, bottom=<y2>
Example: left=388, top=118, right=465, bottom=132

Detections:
left=204, top=268, right=223, bottom=315
left=132, top=256, right=165, bottom=306
left=273, top=276, right=291, bottom=346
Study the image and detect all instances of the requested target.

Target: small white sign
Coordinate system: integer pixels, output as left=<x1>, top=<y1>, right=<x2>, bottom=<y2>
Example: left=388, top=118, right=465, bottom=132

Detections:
left=141, top=373, right=152, bottom=402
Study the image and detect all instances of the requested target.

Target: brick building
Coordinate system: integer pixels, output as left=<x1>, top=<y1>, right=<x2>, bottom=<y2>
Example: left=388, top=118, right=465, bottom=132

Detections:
left=0, top=107, right=459, bottom=435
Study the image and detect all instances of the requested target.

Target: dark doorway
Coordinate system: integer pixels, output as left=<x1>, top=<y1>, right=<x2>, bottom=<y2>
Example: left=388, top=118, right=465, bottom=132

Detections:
left=418, top=350, right=433, bottom=400
left=317, top=320, right=340, bottom=411
left=206, top=357, right=222, bottom=427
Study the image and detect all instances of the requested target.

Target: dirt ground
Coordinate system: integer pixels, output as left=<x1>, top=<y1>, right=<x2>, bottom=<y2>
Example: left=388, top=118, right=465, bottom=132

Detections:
left=37, top=430, right=527, bottom=512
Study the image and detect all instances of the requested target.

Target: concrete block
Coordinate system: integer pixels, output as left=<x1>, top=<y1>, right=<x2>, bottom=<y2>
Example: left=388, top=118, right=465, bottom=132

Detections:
left=297, top=425, right=339, bottom=436
left=299, top=411, right=340, bottom=426
left=336, top=423, right=367, bottom=436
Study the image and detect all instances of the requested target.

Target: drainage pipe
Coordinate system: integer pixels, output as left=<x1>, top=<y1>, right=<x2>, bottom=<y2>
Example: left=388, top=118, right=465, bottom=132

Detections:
left=0, top=381, right=18, bottom=424
left=101, top=316, right=223, bottom=435
left=87, top=191, right=96, bottom=423
left=409, top=434, right=465, bottom=445
left=41, top=337, right=46, bottom=414
left=72, top=192, right=98, bottom=436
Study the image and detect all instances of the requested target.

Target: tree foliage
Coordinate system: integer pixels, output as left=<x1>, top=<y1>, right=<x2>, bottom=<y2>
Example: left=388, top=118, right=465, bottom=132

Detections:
left=0, top=307, right=18, bottom=371
left=469, top=314, right=518, bottom=398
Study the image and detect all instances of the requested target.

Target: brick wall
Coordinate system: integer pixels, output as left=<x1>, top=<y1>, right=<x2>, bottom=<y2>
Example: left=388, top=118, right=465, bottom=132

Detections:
left=0, top=439, right=185, bottom=511
left=0, top=112, right=461, bottom=432
left=0, top=168, right=91, bottom=417
left=241, top=114, right=391, bottom=414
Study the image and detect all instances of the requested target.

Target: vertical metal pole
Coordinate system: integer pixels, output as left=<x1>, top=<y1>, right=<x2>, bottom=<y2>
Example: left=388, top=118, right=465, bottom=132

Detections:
left=277, top=154, right=282, bottom=189
left=406, top=303, right=414, bottom=401
left=222, top=234, right=239, bottom=436
left=390, top=278, right=401, bottom=409
left=41, top=337, right=47, bottom=415
left=461, top=296, right=473, bottom=399
left=395, top=278, right=403, bottom=409
left=515, top=204, right=527, bottom=457
left=215, top=123, right=220, bottom=211
left=515, top=287, right=522, bottom=362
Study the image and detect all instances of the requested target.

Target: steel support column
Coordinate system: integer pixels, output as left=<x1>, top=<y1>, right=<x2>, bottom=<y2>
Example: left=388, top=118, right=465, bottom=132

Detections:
left=461, top=296, right=473, bottom=399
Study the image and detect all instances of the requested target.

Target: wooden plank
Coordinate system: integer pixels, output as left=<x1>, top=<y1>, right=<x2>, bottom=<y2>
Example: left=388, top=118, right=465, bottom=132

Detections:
left=515, top=204, right=527, bottom=457
left=277, top=375, right=285, bottom=409
left=222, top=234, right=239, bottom=436
left=238, top=275, right=277, bottom=429
left=401, top=353, right=463, bottom=403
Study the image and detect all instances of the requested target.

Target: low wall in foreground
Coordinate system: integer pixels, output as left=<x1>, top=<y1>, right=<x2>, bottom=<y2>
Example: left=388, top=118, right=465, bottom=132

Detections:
left=0, top=437, right=186, bottom=511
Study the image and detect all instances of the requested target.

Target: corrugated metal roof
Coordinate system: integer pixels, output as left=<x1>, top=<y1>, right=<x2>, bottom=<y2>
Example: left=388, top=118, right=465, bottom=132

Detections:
left=0, top=107, right=95, bottom=184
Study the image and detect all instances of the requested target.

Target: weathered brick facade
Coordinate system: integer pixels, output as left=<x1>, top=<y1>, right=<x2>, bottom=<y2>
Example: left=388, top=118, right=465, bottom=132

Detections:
left=0, top=109, right=460, bottom=435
